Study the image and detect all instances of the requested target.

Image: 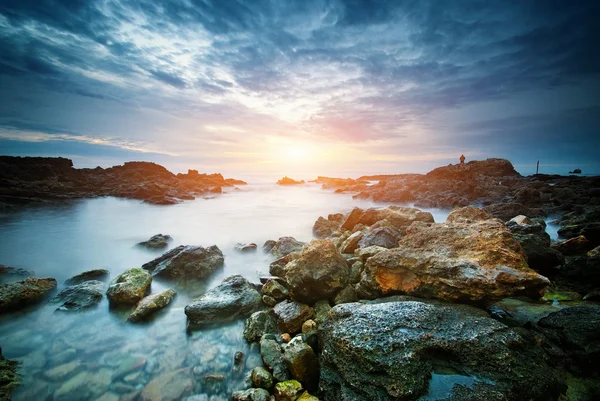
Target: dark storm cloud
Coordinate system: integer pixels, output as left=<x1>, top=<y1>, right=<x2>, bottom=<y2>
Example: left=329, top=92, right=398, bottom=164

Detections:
left=0, top=0, right=599, bottom=170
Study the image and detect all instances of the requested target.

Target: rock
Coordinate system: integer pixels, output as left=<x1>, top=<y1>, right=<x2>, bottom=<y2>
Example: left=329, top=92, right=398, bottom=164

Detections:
left=446, top=206, right=490, bottom=223
left=232, top=388, right=272, bottom=401
left=296, top=391, right=319, bottom=401
left=0, top=349, right=18, bottom=401
left=140, top=368, right=194, bottom=401
left=277, top=177, right=305, bottom=185
left=274, top=380, right=303, bottom=401
left=357, top=227, right=401, bottom=249
left=301, top=320, right=317, bottom=334
left=64, top=269, right=110, bottom=286
left=112, top=355, right=147, bottom=380
left=319, top=298, right=565, bottom=401
left=106, top=268, right=151, bottom=305
left=357, top=212, right=550, bottom=303
left=128, top=288, right=176, bottom=322
left=484, top=202, right=546, bottom=222
left=44, top=360, right=82, bottom=381
left=356, top=206, right=434, bottom=232
left=270, top=252, right=301, bottom=277
left=0, top=277, right=57, bottom=313
left=263, top=240, right=277, bottom=253
left=552, top=235, right=592, bottom=256
left=340, top=207, right=365, bottom=231
left=333, top=286, right=358, bottom=305
left=263, top=295, right=277, bottom=307
left=569, top=168, right=582, bottom=174
left=537, top=306, right=600, bottom=375
left=312, top=216, right=340, bottom=238
left=348, top=261, right=363, bottom=284
left=313, top=301, right=331, bottom=326
left=558, top=222, right=600, bottom=247
left=142, top=245, right=224, bottom=279
left=281, top=333, right=292, bottom=343
left=510, top=228, right=564, bottom=274
left=185, top=275, right=262, bottom=327
left=269, top=237, right=305, bottom=259
left=283, top=336, right=319, bottom=392
left=262, top=280, right=289, bottom=301
left=52, top=280, right=104, bottom=311
left=283, top=239, right=349, bottom=304
left=137, top=234, right=172, bottom=249
left=260, top=334, right=289, bottom=382
left=0, top=264, right=32, bottom=284
left=235, top=243, right=258, bottom=252
left=273, top=300, right=315, bottom=334
left=252, top=366, right=274, bottom=389
left=354, top=246, right=387, bottom=263
left=339, top=231, right=363, bottom=254
left=244, top=311, right=279, bottom=343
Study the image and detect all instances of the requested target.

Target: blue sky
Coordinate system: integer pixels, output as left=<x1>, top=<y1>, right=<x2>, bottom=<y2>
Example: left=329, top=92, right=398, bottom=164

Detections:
left=0, top=0, right=599, bottom=177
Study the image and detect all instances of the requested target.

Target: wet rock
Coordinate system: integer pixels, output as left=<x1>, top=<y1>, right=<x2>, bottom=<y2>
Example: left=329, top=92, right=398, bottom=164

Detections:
left=552, top=235, right=592, bottom=256
left=484, top=202, right=546, bottom=221
left=297, top=391, right=319, bottom=401
left=356, top=206, right=434, bottom=232
left=269, top=237, right=305, bottom=259
left=244, top=310, right=279, bottom=343
left=312, top=216, right=340, bottom=238
left=52, top=280, right=104, bottom=311
left=106, top=268, right=151, bottom=305
left=339, top=231, right=363, bottom=254
left=137, top=234, right=172, bottom=249
left=357, top=227, right=401, bottom=249
left=236, top=243, right=258, bottom=252
left=274, top=380, right=303, bottom=401
left=537, top=306, right=600, bottom=376
left=0, top=264, right=32, bottom=284
left=64, top=269, right=110, bottom=286
left=283, top=239, right=349, bottom=304
left=263, top=295, right=277, bottom=307
left=313, top=301, right=331, bottom=326
left=301, top=320, right=317, bottom=334
left=260, top=334, right=289, bottom=382
left=273, top=300, right=314, bottom=334
left=44, top=360, right=82, bottom=381
left=252, top=366, right=274, bottom=389
left=333, top=286, right=358, bottom=305
left=281, top=333, right=292, bottom=343
left=348, top=261, right=363, bottom=284
left=262, top=280, right=289, bottom=302
left=232, top=388, right=272, bottom=401
left=0, top=349, right=18, bottom=401
left=270, top=252, right=301, bottom=277
left=558, top=223, right=600, bottom=247
left=128, top=288, right=176, bottom=322
left=283, top=336, right=319, bottom=392
left=509, top=221, right=564, bottom=274
left=0, top=277, right=57, bottom=313
left=140, top=368, right=194, bottom=401
left=263, top=240, right=277, bottom=253
left=111, top=355, right=147, bottom=380
left=319, top=298, right=565, bottom=401
left=185, top=275, right=262, bottom=327
left=357, top=209, right=550, bottom=303
left=142, top=245, right=224, bottom=279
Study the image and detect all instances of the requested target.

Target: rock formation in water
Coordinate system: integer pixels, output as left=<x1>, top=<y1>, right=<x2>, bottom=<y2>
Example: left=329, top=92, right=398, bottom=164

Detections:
left=276, top=177, right=305, bottom=185
left=0, top=156, right=246, bottom=206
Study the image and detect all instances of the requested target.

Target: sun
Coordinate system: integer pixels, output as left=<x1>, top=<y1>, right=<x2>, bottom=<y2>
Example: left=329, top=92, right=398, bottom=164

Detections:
left=283, top=145, right=310, bottom=161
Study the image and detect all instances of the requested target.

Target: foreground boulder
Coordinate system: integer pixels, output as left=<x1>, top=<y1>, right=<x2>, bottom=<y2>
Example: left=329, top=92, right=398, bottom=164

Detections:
left=137, top=234, right=172, bottom=249
left=52, top=280, right=104, bottom=311
left=0, top=277, right=57, bottom=313
left=184, top=275, right=262, bottom=327
left=357, top=207, right=550, bottom=303
left=142, top=245, right=224, bottom=279
left=128, top=288, right=176, bottom=322
left=106, top=268, right=151, bottom=305
left=319, top=298, right=565, bottom=400
left=284, top=239, right=349, bottom=304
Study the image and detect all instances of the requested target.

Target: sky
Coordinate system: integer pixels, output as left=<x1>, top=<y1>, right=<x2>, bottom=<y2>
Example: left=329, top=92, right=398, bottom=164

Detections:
left=0, top=0, right=599, bottom=178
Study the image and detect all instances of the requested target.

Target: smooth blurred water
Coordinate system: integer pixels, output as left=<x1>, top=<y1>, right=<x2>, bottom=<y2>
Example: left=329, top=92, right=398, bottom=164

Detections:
left=0, top=183, right=451, bottom=400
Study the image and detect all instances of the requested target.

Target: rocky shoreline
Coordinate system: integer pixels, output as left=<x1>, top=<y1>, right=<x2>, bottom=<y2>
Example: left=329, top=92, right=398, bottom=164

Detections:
left=0, top=157, right=599, bottom=400
left=0, top=156, right=246, bottom=208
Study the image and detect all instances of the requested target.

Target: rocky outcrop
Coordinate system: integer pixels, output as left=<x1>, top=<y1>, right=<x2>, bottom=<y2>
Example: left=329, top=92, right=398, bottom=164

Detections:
left=283, top=239, right=349, bottom=304
left=137, top=234, right=172, bottom=249
left=142, top=245, right=224, bottom=279
left=357, top=207, right=550, bottom=303
left=277, top=177, right=305, bottom=185
left=319, top=297, right=565, bottom=400
left=184, top=275, right=262, bottom=327
left=106, top=268, right=151, bottom=305
left=0, top=277, right=57, bottom=313
left=0, top=156, right=246, bottom=205
left=52, top=280, right=104, bottom=311
left=128, top=288, right=176, bottom=322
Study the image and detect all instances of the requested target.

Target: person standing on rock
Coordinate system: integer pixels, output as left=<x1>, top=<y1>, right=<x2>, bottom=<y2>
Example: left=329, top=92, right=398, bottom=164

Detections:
left=459, top=154, right=465, bottom=164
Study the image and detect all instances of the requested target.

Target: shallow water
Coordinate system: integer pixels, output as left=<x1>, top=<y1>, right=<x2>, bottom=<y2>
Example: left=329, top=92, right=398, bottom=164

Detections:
left=0, top=183, right=451, bottom=400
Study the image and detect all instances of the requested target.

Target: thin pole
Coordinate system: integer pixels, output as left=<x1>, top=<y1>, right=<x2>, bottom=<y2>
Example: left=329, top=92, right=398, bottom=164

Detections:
left=536, top=160, right=539, bottom=175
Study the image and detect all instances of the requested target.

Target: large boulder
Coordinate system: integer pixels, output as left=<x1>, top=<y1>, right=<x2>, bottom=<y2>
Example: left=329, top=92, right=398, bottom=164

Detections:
left=357, top=207, right=550, bottom=303
left=51, top=280, right=104, bottom=311
left=128, top=288, right=176, bottom=322
left=184, top=275, right=262, bottom=327
left=284, top=239, right=349, bottom=304
left=0, top=277, right=57, bottom=313
left=106, top=268, right=151, bottom=305
left=319, top=298, right=565, bottom=401
left=269, top=237, right=305, bottom=259
left=142, top=245, right=224, bottom=279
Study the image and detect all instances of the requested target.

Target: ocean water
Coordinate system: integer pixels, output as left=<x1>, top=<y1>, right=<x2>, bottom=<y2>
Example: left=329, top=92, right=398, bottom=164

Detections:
left=0, top=183, right=451, bottom=400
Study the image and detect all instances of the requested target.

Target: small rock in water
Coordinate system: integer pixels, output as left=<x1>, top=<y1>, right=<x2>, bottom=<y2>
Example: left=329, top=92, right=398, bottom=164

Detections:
left=137, top=234, right=172, bottom=249
left=52, top=280, right=104, bottom=311
left=142, top=245, right=224, bottom=279
left=235, top=243, right=258, bottom=252
left=44, top=360, right=82, bottom=381
left=251, top=366, right=274, bottom=389
left=0, top=277, right=57, bottom=313
left=0, top=264, right=33, bottom=284
left=274, top=380, right=303, bottom=401
left=64, top=269, right=110, bottom=286
left=140, top=368, right=194, bottom=401
left=269, top=237, right=305, bottom=259
left=106, top=268, right=152, bottom=305
left=128, top=288, right=176, bottom=322
left=232, top=388, right=271, bottom=401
